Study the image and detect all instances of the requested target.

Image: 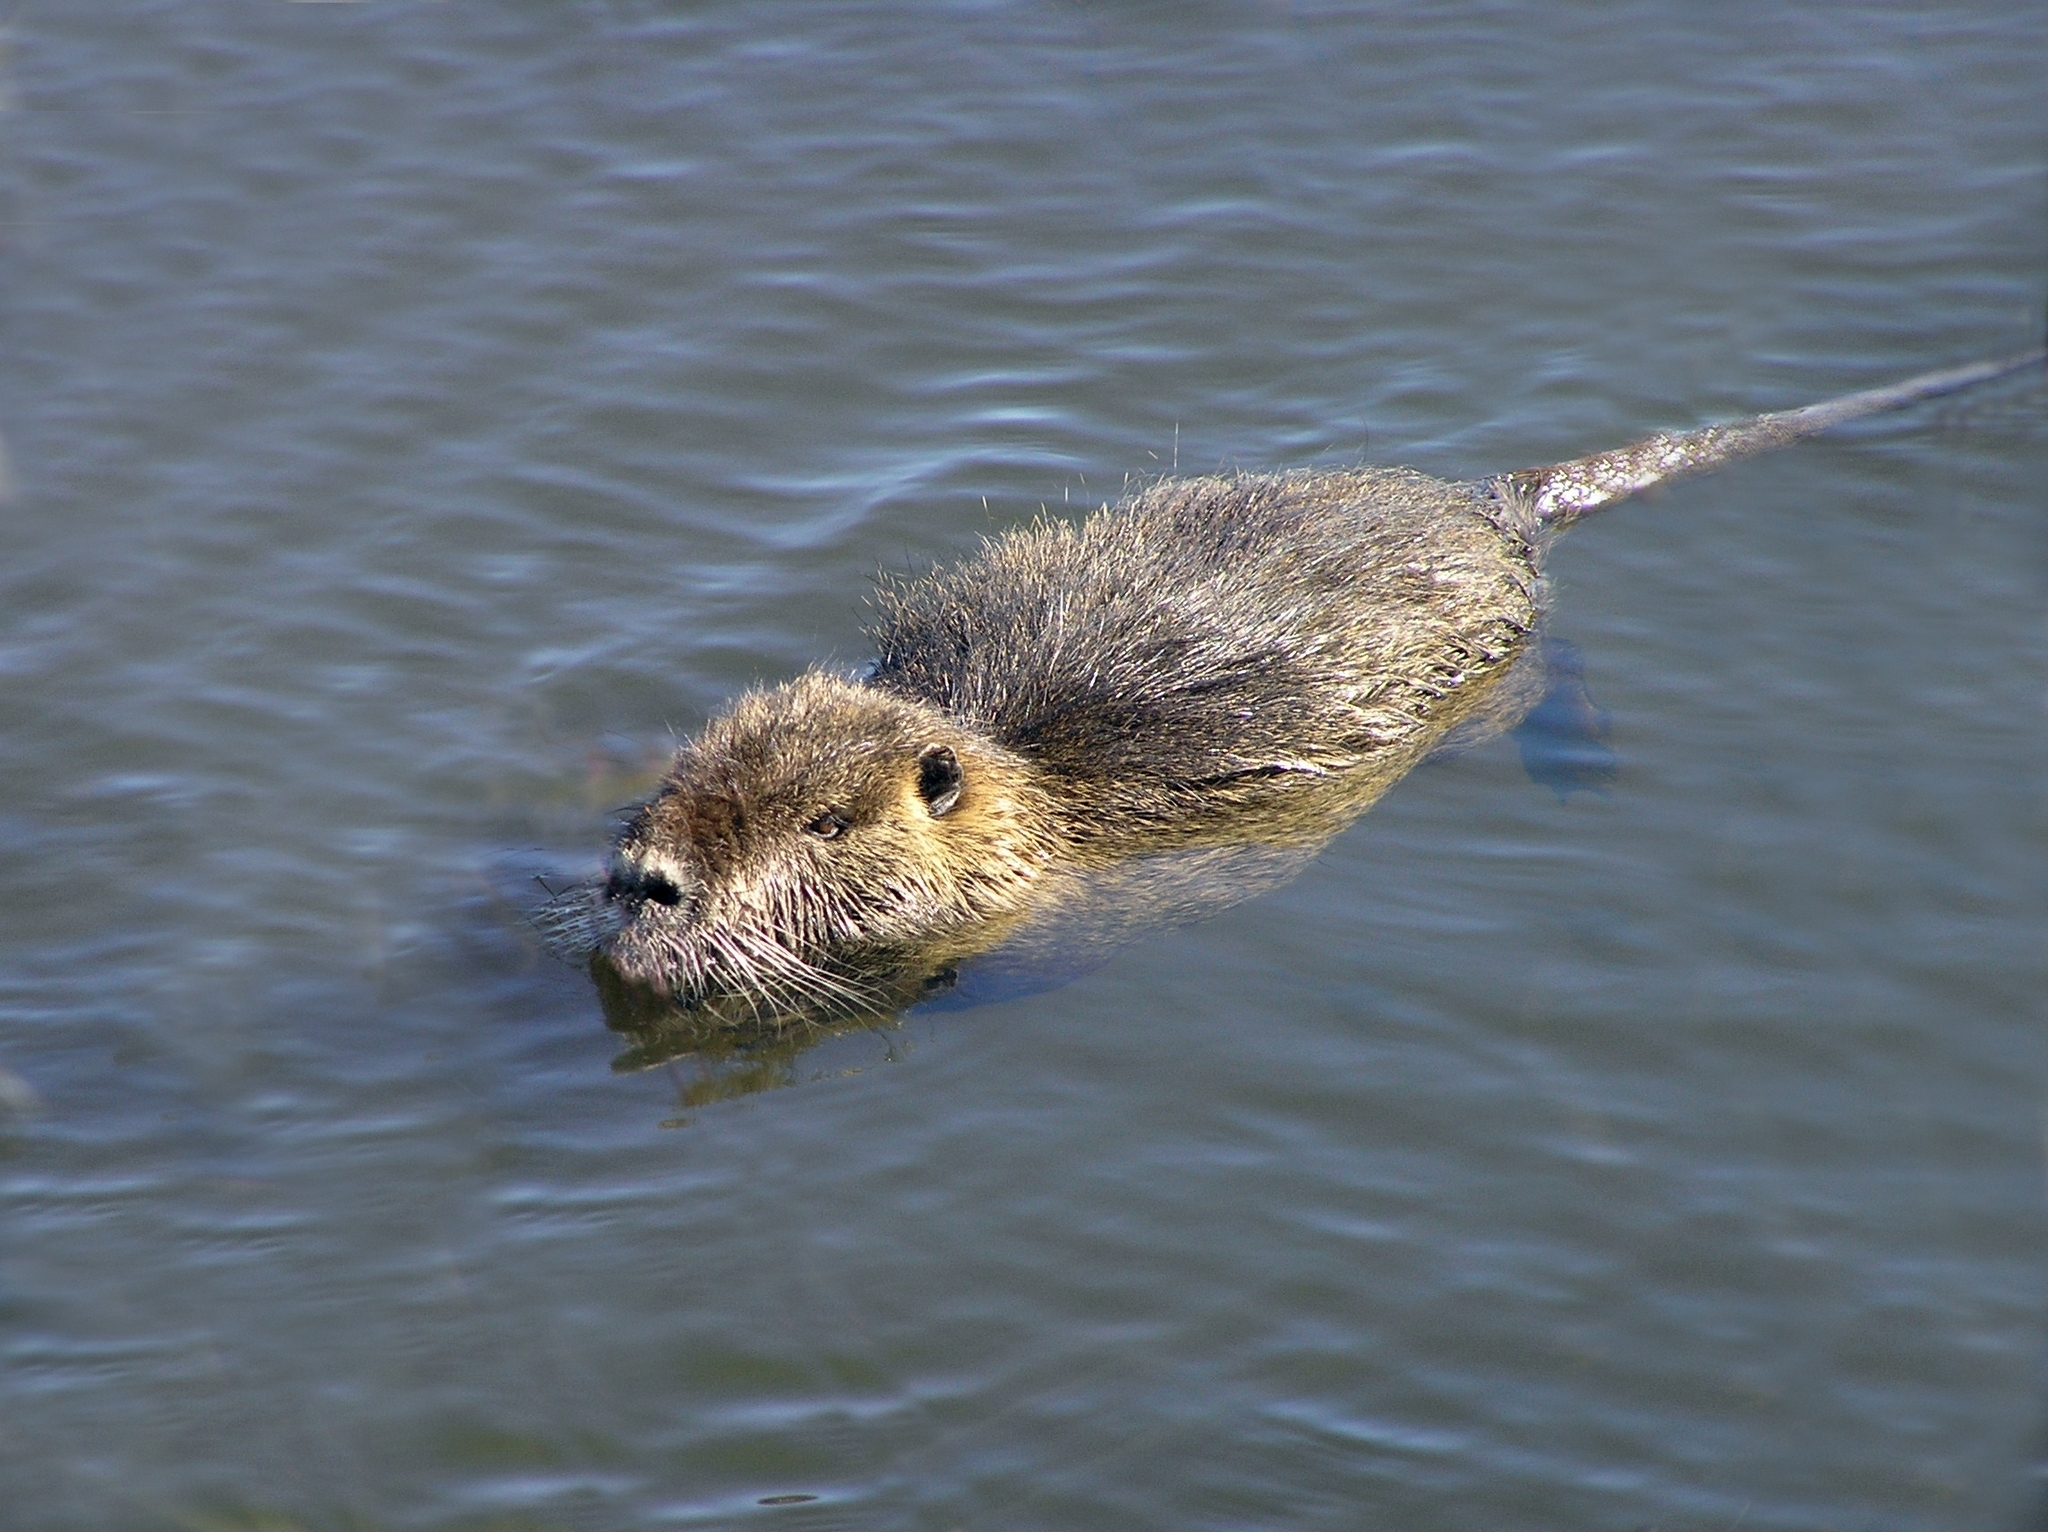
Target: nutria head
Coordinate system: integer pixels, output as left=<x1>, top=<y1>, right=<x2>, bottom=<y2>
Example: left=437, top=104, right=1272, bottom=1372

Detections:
left=597, top=671, right=1057, bottom=1012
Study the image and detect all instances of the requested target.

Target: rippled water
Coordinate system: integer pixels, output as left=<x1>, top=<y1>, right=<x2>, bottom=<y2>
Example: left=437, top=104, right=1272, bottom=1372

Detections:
left=3, top=4, right=2046, bottom=1529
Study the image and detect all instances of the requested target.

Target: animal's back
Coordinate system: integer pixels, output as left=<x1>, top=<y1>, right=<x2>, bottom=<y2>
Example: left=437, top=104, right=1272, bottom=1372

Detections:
left=867, top=466, right=1544, bottom=836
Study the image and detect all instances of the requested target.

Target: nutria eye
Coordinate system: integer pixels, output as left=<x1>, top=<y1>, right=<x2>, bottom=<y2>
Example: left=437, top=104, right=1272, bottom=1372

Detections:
left=805, top=808, right=852, bottom=840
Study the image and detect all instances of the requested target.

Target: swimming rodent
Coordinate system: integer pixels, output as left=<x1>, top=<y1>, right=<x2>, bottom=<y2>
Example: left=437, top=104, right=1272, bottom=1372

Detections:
left=568, top=348, right=2043, bottom=1018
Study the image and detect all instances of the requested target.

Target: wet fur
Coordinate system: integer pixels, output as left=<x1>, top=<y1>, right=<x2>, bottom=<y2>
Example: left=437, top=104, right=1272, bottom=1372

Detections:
left=868, top=467, right=1543, bottom=839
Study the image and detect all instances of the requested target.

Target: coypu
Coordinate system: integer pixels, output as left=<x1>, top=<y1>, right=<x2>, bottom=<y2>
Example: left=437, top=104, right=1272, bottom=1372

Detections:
left=560, top=347, right=2044, bottom=1021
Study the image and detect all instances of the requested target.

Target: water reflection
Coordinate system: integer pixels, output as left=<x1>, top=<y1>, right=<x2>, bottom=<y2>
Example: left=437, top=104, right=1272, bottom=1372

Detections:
left=586, top=836, right=1337, bottom=1106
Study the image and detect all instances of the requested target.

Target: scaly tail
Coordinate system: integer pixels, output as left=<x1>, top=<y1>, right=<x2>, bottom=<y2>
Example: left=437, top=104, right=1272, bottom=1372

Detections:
left=1492, top=345, right=2045, bottom=528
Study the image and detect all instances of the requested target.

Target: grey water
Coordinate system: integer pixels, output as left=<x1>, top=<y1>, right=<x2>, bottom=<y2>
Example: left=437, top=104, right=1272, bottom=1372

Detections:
left=2, top=4, right=2046, bottom=1529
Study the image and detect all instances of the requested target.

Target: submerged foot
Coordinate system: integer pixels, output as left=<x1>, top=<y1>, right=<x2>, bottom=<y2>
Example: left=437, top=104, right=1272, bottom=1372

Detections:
left=1513, top=637, right=1617, bottom=800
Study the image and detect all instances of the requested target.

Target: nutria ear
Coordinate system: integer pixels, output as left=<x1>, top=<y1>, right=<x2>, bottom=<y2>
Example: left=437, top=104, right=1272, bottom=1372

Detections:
left=916, top=744, right=964, bottom=817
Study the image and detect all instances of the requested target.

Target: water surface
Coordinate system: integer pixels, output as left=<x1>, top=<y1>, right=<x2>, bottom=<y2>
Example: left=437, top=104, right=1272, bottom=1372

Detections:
left=2, top=4, right=2046, bottom=1529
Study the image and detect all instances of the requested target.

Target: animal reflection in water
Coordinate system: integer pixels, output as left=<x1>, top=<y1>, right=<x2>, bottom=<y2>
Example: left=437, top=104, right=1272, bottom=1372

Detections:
left=536, top=347, right=2042, bottom=1085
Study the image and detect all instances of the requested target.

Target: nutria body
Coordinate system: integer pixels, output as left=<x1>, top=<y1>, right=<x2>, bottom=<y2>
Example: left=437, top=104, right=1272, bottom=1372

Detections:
left=586, top=348, right=2043, bottom=1014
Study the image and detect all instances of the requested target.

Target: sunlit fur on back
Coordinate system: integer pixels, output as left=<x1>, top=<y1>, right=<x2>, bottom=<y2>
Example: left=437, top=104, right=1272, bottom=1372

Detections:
left=868, top=467, right=1543, bottom=841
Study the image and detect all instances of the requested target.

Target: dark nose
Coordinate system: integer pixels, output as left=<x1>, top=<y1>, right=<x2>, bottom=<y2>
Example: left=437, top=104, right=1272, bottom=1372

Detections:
left=604, top=862, right=686, bottom=906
